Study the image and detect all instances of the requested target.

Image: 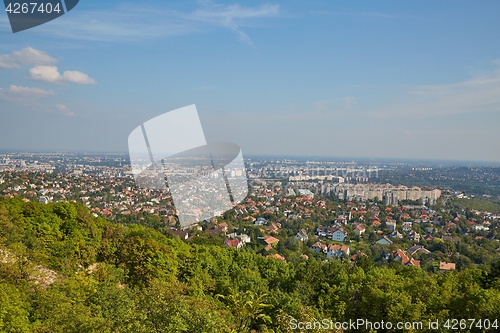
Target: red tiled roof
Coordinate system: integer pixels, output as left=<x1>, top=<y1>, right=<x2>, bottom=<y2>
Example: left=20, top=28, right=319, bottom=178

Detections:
left=224, top=239, right=241, bottom=248
left=263, top=235, right=279, bottom=245
left=439, top=262, right=456, bottom=271
left=267, top=253, right=286, bottom=261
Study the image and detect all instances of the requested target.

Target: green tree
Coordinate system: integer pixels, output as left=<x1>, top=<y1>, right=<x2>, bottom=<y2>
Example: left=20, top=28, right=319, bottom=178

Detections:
left=217, top=288, right=273, bottom=332
left=0, top=281, right=31, bottom=333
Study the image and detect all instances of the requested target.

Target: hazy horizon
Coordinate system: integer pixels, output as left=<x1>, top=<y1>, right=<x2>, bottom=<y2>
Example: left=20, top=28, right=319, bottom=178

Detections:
left=2, top=149, right=500, bottom=167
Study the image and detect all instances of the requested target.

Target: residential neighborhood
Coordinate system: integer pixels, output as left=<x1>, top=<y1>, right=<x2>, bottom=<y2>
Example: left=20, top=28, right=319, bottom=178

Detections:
left=2, top=153, right=500, bottom=273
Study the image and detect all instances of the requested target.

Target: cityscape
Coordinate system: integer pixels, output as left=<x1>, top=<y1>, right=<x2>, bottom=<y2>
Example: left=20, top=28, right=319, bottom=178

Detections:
left=2, top=152, right=500, bottom=271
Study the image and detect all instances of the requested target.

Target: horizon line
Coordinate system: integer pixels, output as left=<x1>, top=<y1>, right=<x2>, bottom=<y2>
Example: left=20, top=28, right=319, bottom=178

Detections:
left=1, top=149, right=500, bottom=166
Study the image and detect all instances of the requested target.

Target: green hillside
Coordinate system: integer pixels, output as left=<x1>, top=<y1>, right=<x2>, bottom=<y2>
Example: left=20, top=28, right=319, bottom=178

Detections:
left=0, top=198, right=499, bottom=332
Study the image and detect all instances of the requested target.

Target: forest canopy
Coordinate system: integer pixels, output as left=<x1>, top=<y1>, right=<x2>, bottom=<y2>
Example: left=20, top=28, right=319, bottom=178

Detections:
left=0, top=198, right=499, bottom=332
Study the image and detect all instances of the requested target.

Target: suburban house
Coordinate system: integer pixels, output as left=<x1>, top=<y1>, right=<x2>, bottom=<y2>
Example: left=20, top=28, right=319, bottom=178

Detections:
left=316, top=226, right=337, bottom=237
left=310, top=242, right=327, bottom=253
left=376, top=236, right=393, bottom=245
left=407, top=245, right=431, bottom=256
left=393, top=249, right=409, bottom=264
left=439, top=262, right=456, bottom=272
left=238, top=234, right=251, bottom=244
left=254, top=217, right=268, bottom=226
left=354, top=224, right=366, bottom=236
left=262, top=235, right=280, bottom=247
left=224, top=239, right=243, bottom=249
left=331, top=228, right=348, bottom=242
left=407, top=258, right=421, bottom=267
left=406, top=231, right=420, bottom=242
left=268, top=222, right=281, bottom=234
left=227, top=233, right=251, bottom=244
left=335, top=216, right=348, bottom=225
left=326, top=244, right=350, bottom=258
left=393, top=249, right=420, bottom=267
left=386, top=221, right=397, bottom=232
left=402, top=222, right=413, bottom=231
left=295, top=229, right=308, bottom=242
left=267, top=253, right=286, bottom=262
left=167, top=229, right=189, bottom=240
left=206, top=225, right=226, bottom=236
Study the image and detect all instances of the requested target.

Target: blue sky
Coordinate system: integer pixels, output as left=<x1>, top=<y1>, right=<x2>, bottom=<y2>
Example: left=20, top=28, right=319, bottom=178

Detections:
left=1, top=0, right=500, bottom=162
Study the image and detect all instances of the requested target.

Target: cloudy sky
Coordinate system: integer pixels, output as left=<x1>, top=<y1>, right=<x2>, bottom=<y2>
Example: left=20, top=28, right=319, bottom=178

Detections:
left=1, top=0, right=500, bottom=162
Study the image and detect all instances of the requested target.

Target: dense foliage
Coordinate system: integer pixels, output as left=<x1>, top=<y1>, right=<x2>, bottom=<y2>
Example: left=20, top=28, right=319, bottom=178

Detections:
left=1, top=198, right=500, bottom=332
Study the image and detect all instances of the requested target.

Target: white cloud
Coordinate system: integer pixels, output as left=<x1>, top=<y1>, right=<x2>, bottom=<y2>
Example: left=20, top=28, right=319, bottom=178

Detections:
left=0, top=85, right=55, bottom=103
left=8, top=85, right=55, bottom=97
left=22, top=2, right=280, bottom=45
left=29, top=66, right=97, bottom=85
left=370, top=61, right=500, bottom=118
left=312, top=96, right=357, bottom=113
left=189, top=3, right=280, bottom=46
left=55, top=104, right=74, bottom=116
left=0, top=47, right=57, bottom=68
